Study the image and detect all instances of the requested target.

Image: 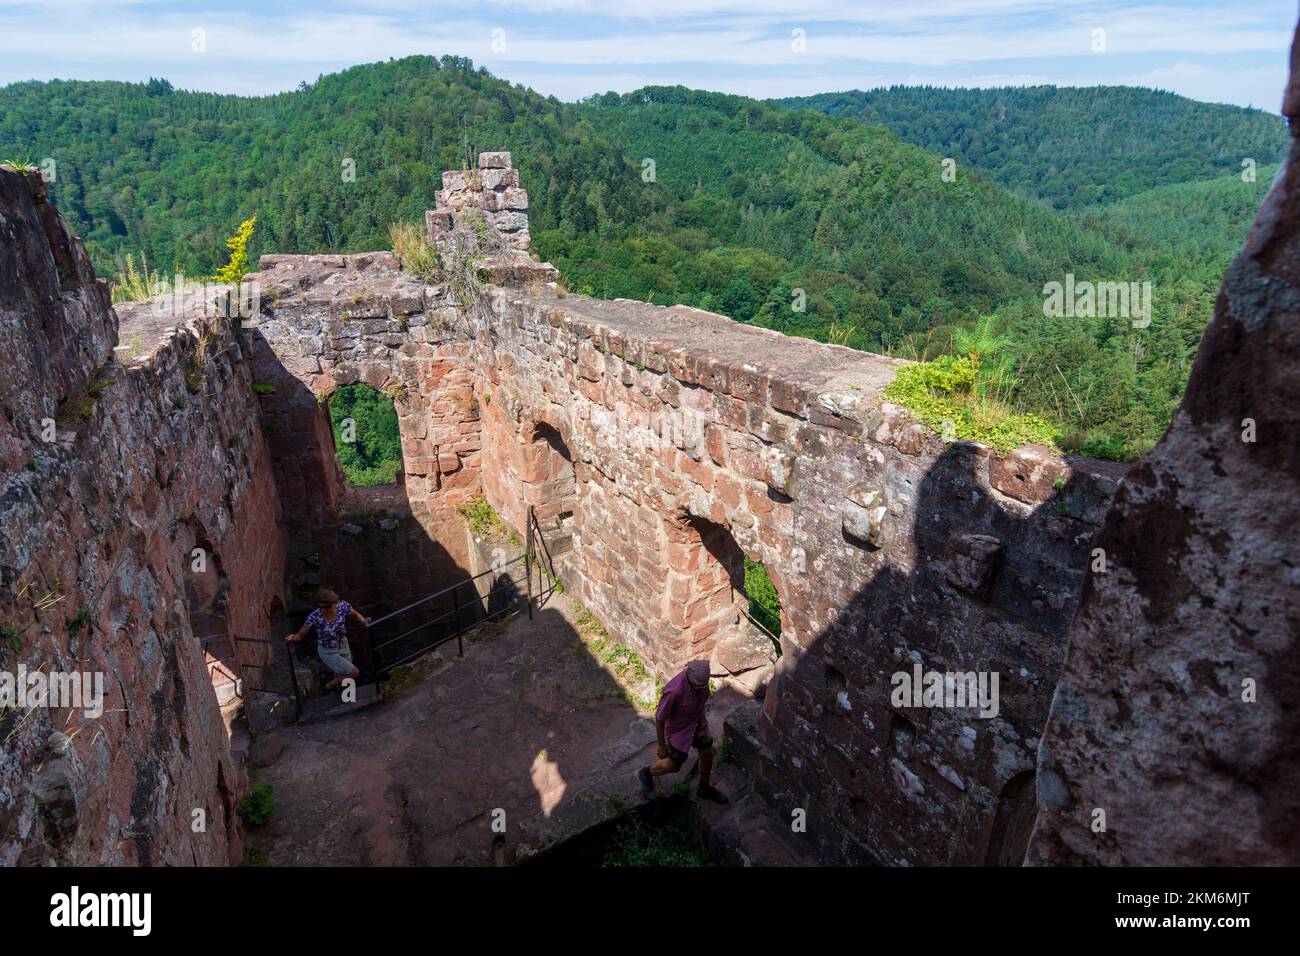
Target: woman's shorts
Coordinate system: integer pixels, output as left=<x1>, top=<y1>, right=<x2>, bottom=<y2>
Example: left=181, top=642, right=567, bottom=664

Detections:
left=317, top=640, right=355, bottom=676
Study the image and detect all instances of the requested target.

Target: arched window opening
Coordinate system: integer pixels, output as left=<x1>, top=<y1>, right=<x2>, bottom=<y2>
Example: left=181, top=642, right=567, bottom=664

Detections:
left=328, top=383, right=402, bottom=487
left=676, top=515, right=782, bottom=691
left=526, top=421, right=577, bottom=561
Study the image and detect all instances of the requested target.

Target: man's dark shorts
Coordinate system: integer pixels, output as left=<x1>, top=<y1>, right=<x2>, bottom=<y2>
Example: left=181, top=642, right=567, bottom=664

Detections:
left=667, top=732, right=713, bottom=766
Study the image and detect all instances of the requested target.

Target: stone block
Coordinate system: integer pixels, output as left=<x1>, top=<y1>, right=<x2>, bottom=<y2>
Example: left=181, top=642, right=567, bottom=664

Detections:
left=479, top=151, right=512, bottom=169
left=842, top=483, right=887, bottom=548
left=941, top=532, right=1003, bottom=601
left=989, top=444, right=1068, bottom=504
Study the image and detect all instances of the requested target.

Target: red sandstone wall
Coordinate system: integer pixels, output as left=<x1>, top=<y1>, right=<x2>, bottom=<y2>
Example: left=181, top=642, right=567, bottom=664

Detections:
left=470, top=286, right=1121, bottom=865
left=0, top=170, right=287, bottom=865
left=245, top=254, right=484, bottom=625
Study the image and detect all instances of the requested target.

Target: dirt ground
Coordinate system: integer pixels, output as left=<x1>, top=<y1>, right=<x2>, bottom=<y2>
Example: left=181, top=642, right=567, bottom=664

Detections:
left=244, top=590, right=749, bottom=865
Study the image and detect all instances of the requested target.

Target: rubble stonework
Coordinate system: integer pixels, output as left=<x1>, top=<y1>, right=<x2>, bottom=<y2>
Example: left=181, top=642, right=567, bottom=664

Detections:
left=1025, top=25, right=1300, bottom=867
left=0, top=169, right=286, bottom=865
left=428, top=150, right=533, bottom=253
left=248, top=154, right=1122, bottom=863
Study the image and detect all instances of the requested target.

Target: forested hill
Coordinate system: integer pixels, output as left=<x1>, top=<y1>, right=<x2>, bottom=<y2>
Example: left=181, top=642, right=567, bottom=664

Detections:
left=0, top=58, right=648, bottom=277
left=0, top=59, right=1273, bottom=459
left=777, top=86, right=1287, bottom=209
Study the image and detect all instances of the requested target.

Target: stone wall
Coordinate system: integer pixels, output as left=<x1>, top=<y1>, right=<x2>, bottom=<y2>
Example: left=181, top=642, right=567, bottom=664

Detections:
left=0, top=169, right=286, bottom=865
left=468, top=283, right=1122, bottom=865
left=13, top=127, right=1286, bottom=868
left=245, top=151, right=1125, bottom=867
left=1026, top=26, right=1300, bottom=867
left=245, top=253, right=482, bottom=622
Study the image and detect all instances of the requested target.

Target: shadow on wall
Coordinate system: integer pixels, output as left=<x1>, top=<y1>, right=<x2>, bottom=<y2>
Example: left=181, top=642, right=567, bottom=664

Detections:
left=242, top=330, right=475, bottom=671
left=740, top=442, right=1106, bottom=866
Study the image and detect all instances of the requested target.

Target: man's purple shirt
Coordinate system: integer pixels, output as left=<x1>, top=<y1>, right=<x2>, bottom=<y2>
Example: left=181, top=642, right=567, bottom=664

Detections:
left=656, top=670, right=709, bottom=753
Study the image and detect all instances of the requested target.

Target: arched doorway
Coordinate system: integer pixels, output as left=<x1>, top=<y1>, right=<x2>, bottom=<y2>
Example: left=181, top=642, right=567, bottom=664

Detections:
left=524, top=420, right=578, bottom=574
left=666, top=513, right=781, bottom=695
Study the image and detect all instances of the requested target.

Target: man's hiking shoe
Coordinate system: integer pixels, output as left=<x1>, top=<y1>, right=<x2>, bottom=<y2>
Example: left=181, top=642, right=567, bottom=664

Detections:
left=697, top=783, right=729, bottom=804
left=638, top=766, right=656, bottom=801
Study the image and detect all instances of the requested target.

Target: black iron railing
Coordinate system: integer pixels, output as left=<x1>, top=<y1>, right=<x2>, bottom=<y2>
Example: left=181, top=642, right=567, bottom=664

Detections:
left=365, top=505, right=558, bottom=677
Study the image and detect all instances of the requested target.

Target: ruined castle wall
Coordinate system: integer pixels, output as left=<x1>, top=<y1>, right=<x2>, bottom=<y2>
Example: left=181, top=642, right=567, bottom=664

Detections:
left=0, top=169, right=286, bottom=865
left=470, top=283, right=1122, bottom=865
left=245, top=254, right=483, bottom=619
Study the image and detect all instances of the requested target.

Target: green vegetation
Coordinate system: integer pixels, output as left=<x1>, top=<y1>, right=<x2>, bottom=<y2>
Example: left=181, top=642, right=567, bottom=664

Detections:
left=109, top=251, right=170, bottom=303
left=240, top=840, right=269, bottom=867
left=457, top=495, right=515, bottom=540
left=66, top=608, right=93, bottom=636
left=781, top=86, right=1286, bottom=209
left=251, top=383, right=276, bottom=395
left=0, top=625, right=19, bottom=654
left=238, top=783, right=275, bottom=826
left=885, top=354, right=1060, bottom=452
left=1, top=154, right=38, bottom=172
left=388, top=220, right=439, bottom=280
left=213, top=215, right=256, bottom=283
left=383, top=653, right=448, bottom=700
left=743, top=556, right=782, bottom=637
left=599, top=804, right=714, bottom=867
left=2, top=64, right=1279, bottom=460
left=328, top=383, right=402, bottom=486
left=573, top=601, right=660, bottom=709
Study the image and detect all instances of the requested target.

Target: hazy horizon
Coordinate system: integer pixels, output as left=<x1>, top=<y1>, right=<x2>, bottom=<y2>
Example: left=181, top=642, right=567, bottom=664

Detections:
left=0, top=0, right=1291, bottom=112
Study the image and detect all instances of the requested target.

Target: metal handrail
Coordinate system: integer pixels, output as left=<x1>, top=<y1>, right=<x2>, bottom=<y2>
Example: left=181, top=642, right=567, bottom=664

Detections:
left=367, top=554, right=526, bottom=628
left=370, top=571, right=527, bottom=653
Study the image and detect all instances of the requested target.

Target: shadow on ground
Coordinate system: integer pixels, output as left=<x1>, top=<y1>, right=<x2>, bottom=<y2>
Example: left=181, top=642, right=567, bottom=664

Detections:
left=246, top=589, right=750, bottom=865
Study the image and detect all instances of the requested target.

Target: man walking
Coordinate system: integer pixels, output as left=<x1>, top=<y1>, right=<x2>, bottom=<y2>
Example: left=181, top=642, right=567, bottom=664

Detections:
left=639, top=659, right=728, bottom=804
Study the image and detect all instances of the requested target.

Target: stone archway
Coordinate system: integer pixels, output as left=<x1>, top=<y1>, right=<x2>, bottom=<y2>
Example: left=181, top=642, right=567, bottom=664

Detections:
left=664, top=511, right=781, bottom=696
left=522, top=420, right=578, bottom=569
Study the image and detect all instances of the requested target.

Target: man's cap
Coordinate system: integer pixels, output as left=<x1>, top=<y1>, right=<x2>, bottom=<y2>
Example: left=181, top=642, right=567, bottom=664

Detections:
left=686, top=660, right=710, bottom=687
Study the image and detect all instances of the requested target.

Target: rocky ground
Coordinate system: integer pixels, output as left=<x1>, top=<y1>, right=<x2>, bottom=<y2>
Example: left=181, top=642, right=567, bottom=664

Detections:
left=243, top=590, right=766, bottom=865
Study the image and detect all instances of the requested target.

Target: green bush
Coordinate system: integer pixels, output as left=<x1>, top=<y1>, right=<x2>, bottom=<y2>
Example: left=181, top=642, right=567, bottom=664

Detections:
left=884, top=354, right=1060, bottom=452
left=239, top=783, right=275, bottom=827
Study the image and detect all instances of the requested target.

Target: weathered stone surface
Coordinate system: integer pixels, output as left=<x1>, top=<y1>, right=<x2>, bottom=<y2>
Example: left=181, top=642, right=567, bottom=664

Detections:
left=1, top=140, right=1168, bottom=871
left=989, top=444, right=1067, bottom=504
left=712, top=620, right=777, bottom=676
left=1, top=168, right=286, bottom=866
left=1027, top=25, right=1300, bottom=867
left=941, top=533, right=1004, bottom=600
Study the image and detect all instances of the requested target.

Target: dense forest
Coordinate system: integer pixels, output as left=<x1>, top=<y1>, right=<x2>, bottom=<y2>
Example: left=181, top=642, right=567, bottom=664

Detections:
left=779, top=85, right=1287, bottom=209
left=328, top=384, right=403, bottom=486
left=0, top=59, right=1281, bottom=459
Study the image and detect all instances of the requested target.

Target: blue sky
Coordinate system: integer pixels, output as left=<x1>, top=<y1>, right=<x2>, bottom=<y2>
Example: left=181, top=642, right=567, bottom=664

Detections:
left=0, top=0, right=1292, bottom=110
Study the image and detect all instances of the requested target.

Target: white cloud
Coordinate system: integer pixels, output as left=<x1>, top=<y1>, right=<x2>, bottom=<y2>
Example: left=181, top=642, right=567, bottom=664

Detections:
left=0, top=0, right=1291, bottom=108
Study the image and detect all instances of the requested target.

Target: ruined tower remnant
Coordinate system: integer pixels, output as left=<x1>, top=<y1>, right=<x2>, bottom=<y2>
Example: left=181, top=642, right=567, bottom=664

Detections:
left=427, top=150, right=532, bottom=252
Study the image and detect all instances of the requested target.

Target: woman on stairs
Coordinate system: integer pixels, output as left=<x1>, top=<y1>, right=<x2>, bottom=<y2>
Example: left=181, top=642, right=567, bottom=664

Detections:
left=286, top=588, right=370, bottom=690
